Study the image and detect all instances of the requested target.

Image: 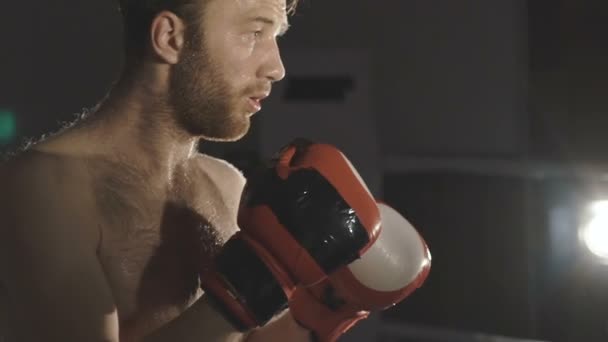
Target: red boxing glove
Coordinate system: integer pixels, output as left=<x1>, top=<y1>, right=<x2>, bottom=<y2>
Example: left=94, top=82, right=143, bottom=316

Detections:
left=290, top=202, right=432, bottom=342
left=199, top=139, right=382, bottom=331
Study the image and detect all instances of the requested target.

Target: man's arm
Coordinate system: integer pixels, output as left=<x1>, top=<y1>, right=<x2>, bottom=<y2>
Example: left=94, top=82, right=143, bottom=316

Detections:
left=244, top=309, right=312, bottom=342
left=1, top=170, right=120, bottom=341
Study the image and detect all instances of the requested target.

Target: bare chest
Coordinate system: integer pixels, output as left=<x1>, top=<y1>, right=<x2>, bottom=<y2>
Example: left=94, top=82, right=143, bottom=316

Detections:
left=97, top=196, right=237, bottom=339
left=88, top=154, right=245, bottom=339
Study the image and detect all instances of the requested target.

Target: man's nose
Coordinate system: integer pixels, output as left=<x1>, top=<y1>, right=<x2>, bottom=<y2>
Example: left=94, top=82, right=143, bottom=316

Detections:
left=259, top=40, right=286, bottom=82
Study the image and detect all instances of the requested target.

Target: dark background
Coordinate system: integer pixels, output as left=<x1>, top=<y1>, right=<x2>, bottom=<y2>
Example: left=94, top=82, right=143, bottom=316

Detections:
left=2, top=1, right=608, bottom=341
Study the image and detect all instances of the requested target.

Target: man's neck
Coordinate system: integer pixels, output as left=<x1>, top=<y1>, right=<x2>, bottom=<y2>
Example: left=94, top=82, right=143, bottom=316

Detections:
left=37, top=71, right=200, bottom=187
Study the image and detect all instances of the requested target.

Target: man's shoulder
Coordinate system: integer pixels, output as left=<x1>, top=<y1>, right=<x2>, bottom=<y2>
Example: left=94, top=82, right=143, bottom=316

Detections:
left=184, top=153, right=247, bottom=235
left=1, top=149, right=91, bottom=201
left=1, top=150, right=58, bottom=201
left=0, top=149, right=97, bottom=246
left=190, top=153, right=247, bottom=195
left=0, top=151, right=117, bottom=342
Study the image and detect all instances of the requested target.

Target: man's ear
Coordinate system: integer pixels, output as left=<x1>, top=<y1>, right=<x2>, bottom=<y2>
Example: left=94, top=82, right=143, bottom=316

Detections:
left=150, top=11, right=186, bottom=64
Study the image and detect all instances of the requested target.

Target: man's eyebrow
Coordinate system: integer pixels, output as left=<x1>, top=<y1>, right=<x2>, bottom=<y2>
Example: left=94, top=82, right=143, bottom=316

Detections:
left=252, top=16, right=290, bottom=36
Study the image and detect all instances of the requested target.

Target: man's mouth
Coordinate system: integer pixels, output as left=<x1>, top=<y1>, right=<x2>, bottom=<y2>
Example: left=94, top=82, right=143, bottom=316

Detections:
left=247, top=92, right=270, bottom=113
left=248, top=97, right=262, bottom=112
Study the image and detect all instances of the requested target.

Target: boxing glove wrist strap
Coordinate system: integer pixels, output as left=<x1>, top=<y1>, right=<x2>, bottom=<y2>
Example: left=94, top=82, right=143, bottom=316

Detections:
left=201, top=234, right=292, bottom=330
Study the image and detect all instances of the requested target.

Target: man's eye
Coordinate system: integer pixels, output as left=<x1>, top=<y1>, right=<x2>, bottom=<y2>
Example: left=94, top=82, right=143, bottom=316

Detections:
left=253, top=30, right=262, bottom=38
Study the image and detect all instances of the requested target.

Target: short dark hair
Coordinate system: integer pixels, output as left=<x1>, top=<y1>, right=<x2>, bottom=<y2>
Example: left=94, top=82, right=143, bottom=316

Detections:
left=118, top=0, right=200, bottom=59
left=118, top=0, right=299, bottom=59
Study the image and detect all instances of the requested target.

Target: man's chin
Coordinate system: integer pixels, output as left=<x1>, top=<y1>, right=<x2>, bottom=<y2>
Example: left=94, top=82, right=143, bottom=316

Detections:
left=201, top=134, right=246, bottom=143
left=200, top=123, right=250, bottom=142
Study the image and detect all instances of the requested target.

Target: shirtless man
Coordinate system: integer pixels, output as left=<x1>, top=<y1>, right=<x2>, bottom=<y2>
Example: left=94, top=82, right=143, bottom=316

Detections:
left=0, top=0, right=315, bottom=340
left=0, top=0, right=436, bottom=338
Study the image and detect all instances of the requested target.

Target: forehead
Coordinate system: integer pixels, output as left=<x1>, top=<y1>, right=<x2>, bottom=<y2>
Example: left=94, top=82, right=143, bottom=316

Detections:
left=236, top=0, right=287, bottom=11
left=208, top=0, right=288, bottom=19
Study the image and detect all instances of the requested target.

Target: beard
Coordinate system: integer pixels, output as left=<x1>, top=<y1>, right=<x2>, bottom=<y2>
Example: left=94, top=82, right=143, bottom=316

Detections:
left=168, top=32, right=250, bottom=142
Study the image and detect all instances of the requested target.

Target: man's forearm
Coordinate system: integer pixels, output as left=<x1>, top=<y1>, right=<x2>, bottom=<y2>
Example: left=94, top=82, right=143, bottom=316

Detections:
left=142, top=295, right=245, bottom=342
left=142, top=295, right=310, bottom=342
left=244, top=309, right=311, bottom=342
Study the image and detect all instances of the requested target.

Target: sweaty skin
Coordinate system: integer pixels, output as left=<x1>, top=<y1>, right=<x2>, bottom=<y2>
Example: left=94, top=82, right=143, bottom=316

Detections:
left=0, top=0, right=310, bottom=341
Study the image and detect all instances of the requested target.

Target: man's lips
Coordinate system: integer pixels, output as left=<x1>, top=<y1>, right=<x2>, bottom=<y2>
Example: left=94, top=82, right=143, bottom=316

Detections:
left=248, top=97, right=262, bottom=112
left=247, top=92, right=270, bottom=113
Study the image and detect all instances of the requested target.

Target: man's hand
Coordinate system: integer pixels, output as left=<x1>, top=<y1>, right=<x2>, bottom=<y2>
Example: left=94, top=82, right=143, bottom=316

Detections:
left=289, top=202, right=432, bottom=342
left=199, top=138, right=382, bottom=331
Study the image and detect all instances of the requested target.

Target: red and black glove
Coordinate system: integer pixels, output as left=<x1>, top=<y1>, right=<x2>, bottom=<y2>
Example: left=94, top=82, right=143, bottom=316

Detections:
left=289, top=202, right=432, bottom=342
left=199, top=139, right=382, bottom=331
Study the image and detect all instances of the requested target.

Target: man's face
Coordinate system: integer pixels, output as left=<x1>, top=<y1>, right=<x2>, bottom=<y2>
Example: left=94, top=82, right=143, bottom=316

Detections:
left=169, top=0, right=288, bottom=141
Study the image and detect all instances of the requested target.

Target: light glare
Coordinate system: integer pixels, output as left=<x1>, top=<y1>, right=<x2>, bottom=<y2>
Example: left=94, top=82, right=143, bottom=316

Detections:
left=581, top=201, right=608, bottom=261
